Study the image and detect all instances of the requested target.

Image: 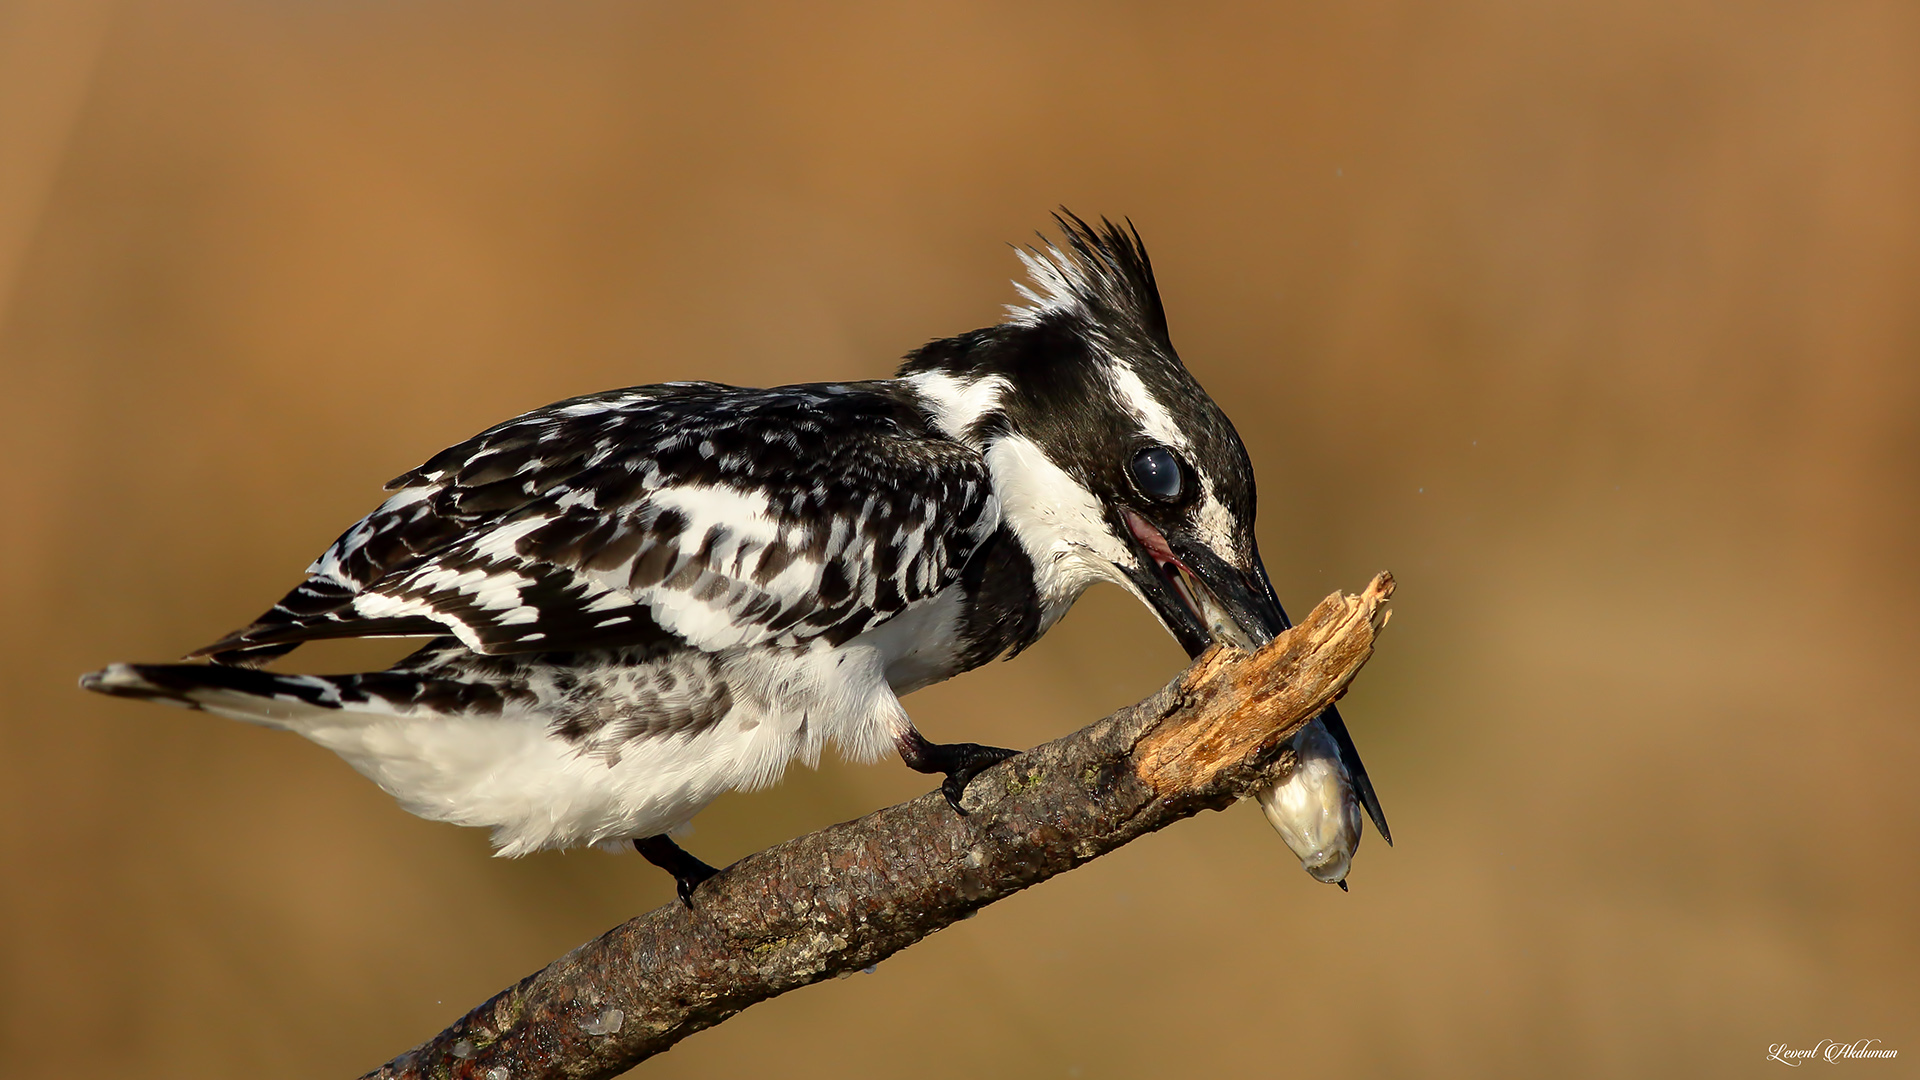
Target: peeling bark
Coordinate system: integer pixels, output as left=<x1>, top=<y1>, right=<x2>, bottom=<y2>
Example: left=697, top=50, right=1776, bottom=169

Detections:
left=365, top=572, right=1394, bottom=1080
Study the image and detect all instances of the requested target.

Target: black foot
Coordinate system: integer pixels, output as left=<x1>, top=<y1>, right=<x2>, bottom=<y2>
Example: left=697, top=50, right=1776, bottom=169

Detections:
left=634, top=835, right=719, bottom=909
left=897, top=730, right=1020, bottom=815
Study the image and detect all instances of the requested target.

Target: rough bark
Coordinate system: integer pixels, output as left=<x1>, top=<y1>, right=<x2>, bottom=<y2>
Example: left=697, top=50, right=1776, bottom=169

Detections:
left=365, top=572, right=1394, bottom=1080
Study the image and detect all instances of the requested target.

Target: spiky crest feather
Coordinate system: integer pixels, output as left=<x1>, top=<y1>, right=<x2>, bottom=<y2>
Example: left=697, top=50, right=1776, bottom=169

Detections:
left=1005, top=211, right=1172, bottom=351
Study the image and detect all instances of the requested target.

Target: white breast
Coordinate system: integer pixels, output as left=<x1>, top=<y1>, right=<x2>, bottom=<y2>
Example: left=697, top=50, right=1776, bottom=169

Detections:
left=288, top=640, right=916, bottom=857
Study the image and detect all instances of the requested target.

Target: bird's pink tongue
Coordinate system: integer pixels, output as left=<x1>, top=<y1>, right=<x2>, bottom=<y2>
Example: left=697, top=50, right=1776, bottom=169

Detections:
left=1125, top=511, right=1207, bottom=624
left=1123, top=510, right=1177, bottom=565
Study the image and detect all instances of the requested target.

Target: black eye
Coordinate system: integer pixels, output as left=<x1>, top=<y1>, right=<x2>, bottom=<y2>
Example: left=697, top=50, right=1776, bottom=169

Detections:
left=1130, top=446, right=1185, bottom=502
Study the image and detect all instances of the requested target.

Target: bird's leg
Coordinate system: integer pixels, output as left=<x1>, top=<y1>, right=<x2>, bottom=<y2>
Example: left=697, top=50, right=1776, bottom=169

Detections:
left=896, top=728, right=1020, bottom=815
left=634, top=834, right=719, bottom=909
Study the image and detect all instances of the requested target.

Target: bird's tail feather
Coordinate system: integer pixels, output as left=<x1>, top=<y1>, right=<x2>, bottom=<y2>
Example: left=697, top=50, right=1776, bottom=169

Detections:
left=80, top=661, right=513, bottom=732
left=81, top=662, right=364, bottom=729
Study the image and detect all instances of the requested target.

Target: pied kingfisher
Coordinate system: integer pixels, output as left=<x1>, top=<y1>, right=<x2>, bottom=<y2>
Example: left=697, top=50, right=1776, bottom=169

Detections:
left=82, top=215, right=1388, bottom=901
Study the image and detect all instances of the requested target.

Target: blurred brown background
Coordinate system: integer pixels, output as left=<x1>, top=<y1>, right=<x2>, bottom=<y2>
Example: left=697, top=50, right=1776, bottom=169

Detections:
left=2, top=1, right=1916, bottom=1076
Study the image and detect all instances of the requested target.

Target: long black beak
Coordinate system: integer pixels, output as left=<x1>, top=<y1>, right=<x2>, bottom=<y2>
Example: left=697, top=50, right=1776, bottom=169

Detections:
left=1122, top=516, right=1392, bottom=845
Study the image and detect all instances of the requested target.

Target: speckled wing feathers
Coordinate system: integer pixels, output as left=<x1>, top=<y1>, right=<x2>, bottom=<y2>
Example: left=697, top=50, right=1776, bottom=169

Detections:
left=194, top=382, right=997, bottom=662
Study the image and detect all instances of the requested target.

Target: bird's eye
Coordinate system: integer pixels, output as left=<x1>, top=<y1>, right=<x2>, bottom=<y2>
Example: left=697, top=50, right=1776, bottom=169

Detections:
left=1130, top=446, right=1185, bottom=502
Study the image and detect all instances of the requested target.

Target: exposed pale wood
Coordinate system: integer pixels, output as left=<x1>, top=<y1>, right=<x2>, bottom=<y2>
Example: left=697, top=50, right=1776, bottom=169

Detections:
left=365, top=572, right=1394, bottom=1080
left=1134, top=571, right=1393, bottom=793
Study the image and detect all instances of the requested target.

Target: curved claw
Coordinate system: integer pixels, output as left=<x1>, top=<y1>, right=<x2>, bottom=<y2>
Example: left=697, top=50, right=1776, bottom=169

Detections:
left=674, top=871, right=714, bottom=908
left=897, top=731, right=1020, bottom=815
left=634, top=835, right=720, bottom=909
left=938, top=745, right=1020, bottom=814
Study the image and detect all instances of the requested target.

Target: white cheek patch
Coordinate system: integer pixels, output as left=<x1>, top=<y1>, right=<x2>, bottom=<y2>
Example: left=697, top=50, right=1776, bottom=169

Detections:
left=984, top=435, right=1135, bottom=614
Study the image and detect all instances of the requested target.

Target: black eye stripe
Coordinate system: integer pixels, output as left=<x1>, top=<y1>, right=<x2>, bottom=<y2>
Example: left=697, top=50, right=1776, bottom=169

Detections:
left=1130, top=446, right=1184, bottom=502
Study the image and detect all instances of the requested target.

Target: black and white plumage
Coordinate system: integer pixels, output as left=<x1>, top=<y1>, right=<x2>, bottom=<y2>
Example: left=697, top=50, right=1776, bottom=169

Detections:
left=83, top=214, right=1387, bottom=895
left=197, top=384, right=998, bottom=665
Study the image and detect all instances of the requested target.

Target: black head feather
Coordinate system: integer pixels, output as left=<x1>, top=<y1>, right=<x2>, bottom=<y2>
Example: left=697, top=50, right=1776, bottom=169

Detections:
left=897, top=210, right=1178, bottom=389
left=896, top=213, right=1259, bottom=563
left=1006, top=210, right=1172, bottom=352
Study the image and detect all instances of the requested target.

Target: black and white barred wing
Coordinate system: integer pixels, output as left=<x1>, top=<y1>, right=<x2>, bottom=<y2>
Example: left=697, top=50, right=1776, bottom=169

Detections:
left=195, top=383, right=997, bottom=662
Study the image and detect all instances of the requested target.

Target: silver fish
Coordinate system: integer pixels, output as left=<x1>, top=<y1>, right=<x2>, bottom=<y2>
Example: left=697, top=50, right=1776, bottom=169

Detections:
left=1256, top=716, right=1363, bottom=889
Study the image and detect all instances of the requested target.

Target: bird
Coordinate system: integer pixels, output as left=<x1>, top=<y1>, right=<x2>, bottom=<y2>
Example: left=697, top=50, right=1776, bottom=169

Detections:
left=81, top=213, right=1388, bottom=903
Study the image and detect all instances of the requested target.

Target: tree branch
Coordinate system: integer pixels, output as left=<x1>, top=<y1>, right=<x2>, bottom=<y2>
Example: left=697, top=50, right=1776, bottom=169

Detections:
left=364, top=572, right=1395, bottom=1080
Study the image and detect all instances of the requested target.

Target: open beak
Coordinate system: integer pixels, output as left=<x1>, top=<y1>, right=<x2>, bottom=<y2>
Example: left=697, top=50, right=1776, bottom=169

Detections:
left=1119, top=509, right=1392, bottom=846
left=1120, top=510, right=1285, bottom=658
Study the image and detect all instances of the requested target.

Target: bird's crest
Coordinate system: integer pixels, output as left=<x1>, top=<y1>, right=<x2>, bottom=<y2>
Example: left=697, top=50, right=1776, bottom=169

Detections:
left=1006, top=211, right=1172, bottom=352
